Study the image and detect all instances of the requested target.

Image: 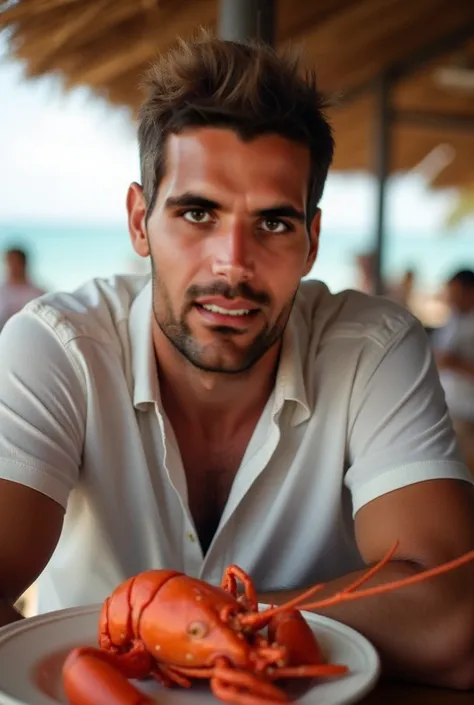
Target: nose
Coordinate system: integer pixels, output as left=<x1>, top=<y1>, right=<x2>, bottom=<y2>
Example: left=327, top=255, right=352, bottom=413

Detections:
left=211, top=222, right=254, bottom=287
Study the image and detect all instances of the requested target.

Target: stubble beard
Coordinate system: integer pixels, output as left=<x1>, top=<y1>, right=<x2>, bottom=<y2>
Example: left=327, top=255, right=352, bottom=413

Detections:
left=150, top=269, right=295, bottom=375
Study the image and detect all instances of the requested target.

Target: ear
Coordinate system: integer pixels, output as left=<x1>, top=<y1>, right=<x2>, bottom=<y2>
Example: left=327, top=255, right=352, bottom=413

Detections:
left=127, top=182, right=149, bottom=258
left=302, top=208, right=321, bottom=277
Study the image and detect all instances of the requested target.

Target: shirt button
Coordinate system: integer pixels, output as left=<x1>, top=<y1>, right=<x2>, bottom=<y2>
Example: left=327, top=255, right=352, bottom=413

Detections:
left=186, top=532, right=196, bottom=543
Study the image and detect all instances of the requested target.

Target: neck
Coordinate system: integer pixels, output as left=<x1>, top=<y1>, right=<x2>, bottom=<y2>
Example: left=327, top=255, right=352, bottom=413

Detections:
left=153, top=322, right=281, bottom=434
left=8, top=275, right=27, bottom=286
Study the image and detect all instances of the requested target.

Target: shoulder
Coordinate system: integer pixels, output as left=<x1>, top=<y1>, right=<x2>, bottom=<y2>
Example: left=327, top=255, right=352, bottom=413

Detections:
left=18, top=274, right=151, bottom=349
left=294, top=279, right=421, bottom=354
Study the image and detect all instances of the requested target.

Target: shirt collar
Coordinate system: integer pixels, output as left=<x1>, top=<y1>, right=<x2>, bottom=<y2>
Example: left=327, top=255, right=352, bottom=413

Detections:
left=272, top=311, right=311, bottom=427
left=129, top=280, right=311, bottom=425
left=129, top=277, right=160, bottom=410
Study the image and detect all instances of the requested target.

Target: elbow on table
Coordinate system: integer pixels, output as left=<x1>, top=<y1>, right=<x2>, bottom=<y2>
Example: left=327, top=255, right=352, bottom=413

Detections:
left=442, top=655, right=474, bottom=691
left=436, top=603, right=474, bottom=691
left=443, top=651, right=474, bottom=691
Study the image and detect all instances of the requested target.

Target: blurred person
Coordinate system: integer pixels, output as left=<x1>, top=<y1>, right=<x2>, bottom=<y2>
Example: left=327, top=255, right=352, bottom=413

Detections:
left=354, top=251, right=376, bottom=293
left=432, top=269, right=474, bottom=468
left=0, top=33, right=474, bottom=690
left=354, top=250, right=395, bottom=299
left=390, top=268, right=416, bottom=310
left=0, top=247, right=45, bottom=330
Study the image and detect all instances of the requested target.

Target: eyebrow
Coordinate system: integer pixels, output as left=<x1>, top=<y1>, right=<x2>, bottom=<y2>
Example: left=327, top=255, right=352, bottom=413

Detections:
left=164, top=192, right=305, bottom=223
left=258, top=206, right=305, bottom=223
left=165, top=194, right=220, bottom=211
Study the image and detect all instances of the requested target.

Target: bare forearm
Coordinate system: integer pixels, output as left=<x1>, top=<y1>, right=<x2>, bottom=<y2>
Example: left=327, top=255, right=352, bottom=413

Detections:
left=0, top=598, right=23, bottom=628
left=260, top=560, right=474, bottom=689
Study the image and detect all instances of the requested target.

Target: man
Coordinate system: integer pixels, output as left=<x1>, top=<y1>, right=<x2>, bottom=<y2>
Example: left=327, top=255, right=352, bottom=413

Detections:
left=1, top=35, right=474, bottom=689
left=432, top=269, right=474, bottom=471
left=0, top=247, right=45, bottom=330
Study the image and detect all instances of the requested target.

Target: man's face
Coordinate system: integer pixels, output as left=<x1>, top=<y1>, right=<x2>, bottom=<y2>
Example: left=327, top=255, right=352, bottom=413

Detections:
left=5, top=252, right=25, bottom=281
left=127, top=127, right=320, bottom=374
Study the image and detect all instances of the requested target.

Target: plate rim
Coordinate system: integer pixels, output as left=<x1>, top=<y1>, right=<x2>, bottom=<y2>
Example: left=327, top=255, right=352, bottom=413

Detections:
left=0, top=603, right=381, bottom=705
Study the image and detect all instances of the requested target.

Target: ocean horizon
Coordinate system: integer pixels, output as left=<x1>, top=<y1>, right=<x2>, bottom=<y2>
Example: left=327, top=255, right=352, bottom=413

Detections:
left=1, top=219, right=473, bottom=301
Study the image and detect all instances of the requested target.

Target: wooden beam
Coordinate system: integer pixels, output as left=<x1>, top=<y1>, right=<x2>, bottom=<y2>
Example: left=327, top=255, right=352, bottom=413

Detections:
left=373, top=74, right=392, bottom=297
left=338, top=18, right=474, bottom=106
left=395, top=110, right=474, bottom=133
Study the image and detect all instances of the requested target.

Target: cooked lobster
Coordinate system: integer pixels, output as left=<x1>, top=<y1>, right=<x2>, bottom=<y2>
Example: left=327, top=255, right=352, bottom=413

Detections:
left=62, top=543, right=474, bottom=705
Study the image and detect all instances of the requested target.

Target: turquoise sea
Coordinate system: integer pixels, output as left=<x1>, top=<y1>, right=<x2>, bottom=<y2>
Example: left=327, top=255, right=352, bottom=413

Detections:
left=0, top=220, right=473, bottom=298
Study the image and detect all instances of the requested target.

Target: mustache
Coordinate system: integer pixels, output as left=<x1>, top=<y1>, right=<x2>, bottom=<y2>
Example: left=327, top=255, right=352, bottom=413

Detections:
left=186, top=281, right=271, bottom=307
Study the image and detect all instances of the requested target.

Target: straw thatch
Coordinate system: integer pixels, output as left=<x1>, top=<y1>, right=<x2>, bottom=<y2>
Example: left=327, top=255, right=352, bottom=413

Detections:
left=1, top=0, right=474, bottom=191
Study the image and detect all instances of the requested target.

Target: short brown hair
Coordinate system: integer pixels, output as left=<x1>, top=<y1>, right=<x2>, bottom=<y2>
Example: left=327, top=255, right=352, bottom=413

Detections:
left=5, top=247, right=27, bottom=266
left=138, top=32, right=334, bottom=225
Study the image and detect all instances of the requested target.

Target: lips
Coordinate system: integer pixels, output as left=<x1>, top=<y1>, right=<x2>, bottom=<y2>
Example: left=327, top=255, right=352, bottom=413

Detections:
left=195, top=296, right=260, bottom=314
left=194, top=297, right=260, bottom=328
left=200, top=303, right=253, bottom=317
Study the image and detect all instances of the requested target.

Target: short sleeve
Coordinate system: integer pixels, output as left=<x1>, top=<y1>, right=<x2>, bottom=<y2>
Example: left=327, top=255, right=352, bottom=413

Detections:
left=345, top=317, right=474, bottom=516
left=0, top=310, right=86, bottom=508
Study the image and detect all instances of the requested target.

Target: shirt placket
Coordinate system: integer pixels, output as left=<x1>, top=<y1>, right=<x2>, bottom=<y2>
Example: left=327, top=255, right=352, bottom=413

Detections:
left=155, top=404, right=204, bottom=577
left=199, top=397, right=283, bottom=582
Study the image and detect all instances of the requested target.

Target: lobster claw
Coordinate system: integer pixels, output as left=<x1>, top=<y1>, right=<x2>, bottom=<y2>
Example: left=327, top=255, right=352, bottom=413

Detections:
left=267, top=610, right=324, bottom=666
left=266, top=611, right=348, bottom=681
left=62, top=646, right=155, bottom=705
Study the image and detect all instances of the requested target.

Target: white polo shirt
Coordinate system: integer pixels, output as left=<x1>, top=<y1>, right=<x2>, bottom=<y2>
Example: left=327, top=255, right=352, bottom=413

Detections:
left=0, top=275, right=471, bottom=615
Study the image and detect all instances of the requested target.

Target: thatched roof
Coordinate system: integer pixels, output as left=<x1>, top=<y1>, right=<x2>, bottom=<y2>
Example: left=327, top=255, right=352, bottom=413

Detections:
left=1, top=0, right=474, bottom=191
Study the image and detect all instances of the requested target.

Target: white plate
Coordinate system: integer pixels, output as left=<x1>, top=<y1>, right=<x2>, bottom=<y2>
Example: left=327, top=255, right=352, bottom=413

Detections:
left=0, top=604, right=380, bottom=705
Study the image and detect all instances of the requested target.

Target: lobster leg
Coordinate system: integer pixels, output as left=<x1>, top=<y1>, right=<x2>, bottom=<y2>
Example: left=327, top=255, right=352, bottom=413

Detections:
left=152, top=663, right=193, bottom=688
left=268, top=664, right=348, bottom=680
left=156, top=660, right=288, bottom=705
left=221, top=565, right=258, bottom=611
left=211, top=658, right=289, bottom=705
left=62, top=645, right=156, bottom=705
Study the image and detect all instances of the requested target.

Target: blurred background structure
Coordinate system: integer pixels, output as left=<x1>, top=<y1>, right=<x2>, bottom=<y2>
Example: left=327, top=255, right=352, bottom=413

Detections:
left=1, top=0, right=474, bottom=328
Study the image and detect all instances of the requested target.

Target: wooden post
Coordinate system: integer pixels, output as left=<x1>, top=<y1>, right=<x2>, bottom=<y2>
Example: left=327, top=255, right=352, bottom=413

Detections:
left=218, top=0, right=275, bottom=45
left=373, top=73, right=392, bottom=296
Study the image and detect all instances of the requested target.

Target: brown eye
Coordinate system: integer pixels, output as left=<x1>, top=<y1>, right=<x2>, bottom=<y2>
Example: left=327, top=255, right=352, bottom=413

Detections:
left=261, top=218, right=288, bottom=234
left=183, top=209, right=211, bottom=224
left=187, top=621, right=208, bottom=639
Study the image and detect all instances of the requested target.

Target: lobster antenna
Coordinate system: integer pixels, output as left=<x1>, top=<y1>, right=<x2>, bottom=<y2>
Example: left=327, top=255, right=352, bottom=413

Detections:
left=240, top=543, right=474, bottom=627
left=240, top=543, right=399, bottom=627
left=296, top=547, right=474, bottom=613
